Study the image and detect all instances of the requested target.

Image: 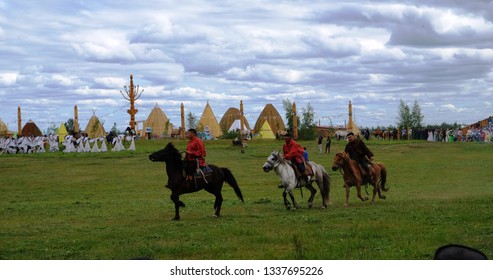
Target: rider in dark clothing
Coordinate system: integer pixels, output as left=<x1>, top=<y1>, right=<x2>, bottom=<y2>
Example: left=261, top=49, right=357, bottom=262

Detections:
left=345, top=132, right=374, bottom=179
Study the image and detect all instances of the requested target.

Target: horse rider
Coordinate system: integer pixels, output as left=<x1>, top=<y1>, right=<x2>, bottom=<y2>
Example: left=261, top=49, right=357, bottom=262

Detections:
left=345, top=132, right=374, bottom=181
left=184, top=128, right=207, bottom=181
left=282, top=133, right=308, bottom=181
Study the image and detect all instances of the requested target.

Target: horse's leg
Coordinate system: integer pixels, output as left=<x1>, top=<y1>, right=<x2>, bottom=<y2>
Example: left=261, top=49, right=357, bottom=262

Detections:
left=344, top=185, right=350, bottom=207
left=356, top=183, right=369, bottom=202
left=283, top=190, right=291, bottom=210
left=288, top=191, right=298, bottom=210
left=213, top=193, right=223, bottom=218
left=170, top=193, right=184, bottom=221
left=305, top=183, right=317, bottom=209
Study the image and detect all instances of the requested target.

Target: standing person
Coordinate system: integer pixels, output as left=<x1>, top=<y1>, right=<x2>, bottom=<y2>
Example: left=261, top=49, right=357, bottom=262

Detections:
left=345, top=132, right=374, bottom=180
left=317, top=135, right=323, bottom=153
left=282, top=133, right=306, bottom=176
left=325, top=136, right=331, bottom=153
left=184, top=128, right=206, bottom=181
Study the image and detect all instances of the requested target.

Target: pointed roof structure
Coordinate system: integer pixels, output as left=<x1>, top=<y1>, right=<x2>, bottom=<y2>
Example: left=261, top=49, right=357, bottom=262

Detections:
left=84, top=114, right=106, bottom=138
left=0, top=119, right=8, bottom=135
left=258, top=121, right=276, bottom=139
left=253, top=104, right=286, bottom=135
left=144, top=104, right=173, bottom=137
left=0, top=119, right=14, bottom=136
left=57, top=123, right=68, bottom=143
left=219, top=107, right=251, bottom=132
left=198, top=101, right=222, bottom=138
left=21, top=119, right=43, bottom=137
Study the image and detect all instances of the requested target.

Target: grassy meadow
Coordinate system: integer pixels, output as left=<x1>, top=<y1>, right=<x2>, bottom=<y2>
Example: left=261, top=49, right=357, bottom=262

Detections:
left=1, top=138, right=492, bottom=260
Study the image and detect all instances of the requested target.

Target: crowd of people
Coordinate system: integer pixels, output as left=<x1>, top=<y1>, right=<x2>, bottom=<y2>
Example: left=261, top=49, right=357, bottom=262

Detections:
left=0, top=133, right=136, bottom=154
left=425, top=126, right=492, bottom=142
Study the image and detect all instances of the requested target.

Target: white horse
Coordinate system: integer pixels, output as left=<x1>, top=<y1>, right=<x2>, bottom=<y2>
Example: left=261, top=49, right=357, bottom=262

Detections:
left=262, top=151, right=331, bottom=210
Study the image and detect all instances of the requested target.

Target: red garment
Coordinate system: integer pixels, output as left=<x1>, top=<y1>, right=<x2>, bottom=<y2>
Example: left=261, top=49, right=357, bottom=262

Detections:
left=283, top=139, right=304, bottom=163
left=186, top=135, right=206, bottom=166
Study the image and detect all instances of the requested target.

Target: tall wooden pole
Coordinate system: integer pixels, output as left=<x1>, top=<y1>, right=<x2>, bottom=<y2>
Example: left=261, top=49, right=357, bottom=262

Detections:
left=292, top=102, right=298, bottom=140
left=347, top=100, right=353, bottom=132
left=240, top=100, right=244, bottom=131
left=74, top=105, right=79, bottom=132
left=180, top=103, right=185, bottom=140
left=17, top=106, right=22, bottom=136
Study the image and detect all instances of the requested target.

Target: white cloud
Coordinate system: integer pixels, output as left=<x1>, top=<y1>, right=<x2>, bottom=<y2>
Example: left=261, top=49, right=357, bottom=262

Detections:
left=0, top=72, right=18, bottom=86
left=1, top=0, right=492, bottom=132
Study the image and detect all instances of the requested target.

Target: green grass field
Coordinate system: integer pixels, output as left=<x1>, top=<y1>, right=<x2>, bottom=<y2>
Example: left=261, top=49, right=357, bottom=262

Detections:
left=1, top=139, right=492, bottom=260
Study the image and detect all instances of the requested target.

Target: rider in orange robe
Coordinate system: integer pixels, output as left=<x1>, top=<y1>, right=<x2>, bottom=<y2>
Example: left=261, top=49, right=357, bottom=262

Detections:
left=185, top=129, right=206, bottom=180
left=282, top=133, right=306, bottom=175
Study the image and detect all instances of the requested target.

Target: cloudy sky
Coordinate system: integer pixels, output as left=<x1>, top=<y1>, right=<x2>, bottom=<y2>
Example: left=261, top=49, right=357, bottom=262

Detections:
left=1, top=0, right=492, bottom=133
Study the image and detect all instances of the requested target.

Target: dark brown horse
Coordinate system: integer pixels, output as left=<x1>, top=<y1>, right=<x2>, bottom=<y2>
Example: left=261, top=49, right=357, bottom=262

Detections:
left=331, top=152, right=388, bottom=206
left=149, top=142, right=244, bottom=220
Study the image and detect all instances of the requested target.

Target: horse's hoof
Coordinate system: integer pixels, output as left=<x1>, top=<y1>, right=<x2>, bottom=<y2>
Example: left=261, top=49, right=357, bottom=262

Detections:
left=308, top=203, right=313, bottom=209
left=172, top=217, right=180, bottom=221
left=380, top=195, right=386, bottom=199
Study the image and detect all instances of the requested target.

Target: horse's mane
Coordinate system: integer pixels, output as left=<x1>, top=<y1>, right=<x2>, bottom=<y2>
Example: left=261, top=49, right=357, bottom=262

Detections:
left=272, top=151, right=288, bottom=165
left=164, top=142, right=184, bottom=169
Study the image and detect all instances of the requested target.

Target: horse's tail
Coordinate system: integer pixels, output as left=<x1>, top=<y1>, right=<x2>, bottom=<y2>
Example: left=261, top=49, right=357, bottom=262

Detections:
left=222, top=168, right=244, bottom=203
left=379, top=163, right=389, bottom=192
left=322, top=170, right=331, bottom=205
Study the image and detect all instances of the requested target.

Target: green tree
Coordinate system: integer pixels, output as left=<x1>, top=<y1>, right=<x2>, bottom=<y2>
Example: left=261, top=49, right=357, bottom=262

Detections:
left=299, top=102, right=317, bottom=140
left=397, top=99, right=425, bottom=129
left=282, top=98, right=299, bottom=132
left=282, top=99, right=316, bottom=140
left=64, top=118, right=75, bottom=134
left=411, top=100, right=424, bottom=129
left=186, top=112, right=198, bottom=130
left=397, top=100, right=412, bottom=129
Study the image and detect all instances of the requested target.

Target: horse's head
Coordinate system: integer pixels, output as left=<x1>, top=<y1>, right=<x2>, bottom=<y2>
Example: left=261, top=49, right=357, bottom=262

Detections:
left=149, top=142, right=182, bottom=164
left=262, top=151, right=280, bottom=172
left=331, top=152, right=348, bottom=171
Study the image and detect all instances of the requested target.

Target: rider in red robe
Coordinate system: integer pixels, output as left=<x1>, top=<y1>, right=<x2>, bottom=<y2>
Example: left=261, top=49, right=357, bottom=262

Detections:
left=282, top=133, right=306, bottom=174
left=185, top=129, right=206, bottom=180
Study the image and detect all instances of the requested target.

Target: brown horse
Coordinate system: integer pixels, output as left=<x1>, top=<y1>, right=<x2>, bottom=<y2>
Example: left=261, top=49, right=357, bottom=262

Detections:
left=331, top=152, right=388, bottom=206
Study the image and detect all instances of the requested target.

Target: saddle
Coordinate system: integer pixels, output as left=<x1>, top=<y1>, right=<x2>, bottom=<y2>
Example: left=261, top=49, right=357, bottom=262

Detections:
left=292, top=160, right=313, bottom=179
left=358, top=161, right=375, bottom=183
left=184, top=159, right=213, bottom=188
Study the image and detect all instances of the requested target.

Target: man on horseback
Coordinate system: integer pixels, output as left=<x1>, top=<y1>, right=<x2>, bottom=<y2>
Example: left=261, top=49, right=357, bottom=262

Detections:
left=184, top=128, right=207, bottom=181
left=345, top=132, right=375, bottom=182
left=282, top=133, right=310, bottom=182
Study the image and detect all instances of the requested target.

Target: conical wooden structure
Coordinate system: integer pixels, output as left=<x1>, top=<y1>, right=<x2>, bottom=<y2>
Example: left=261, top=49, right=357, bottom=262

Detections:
left=84, top=114, right=106, bottom=138
left=219, top=107, right=251, bottom=133
left=21, top=119, right=43, bottom=137
left=198, top=101, right=222, bottom=138
left=0, top=119, right=13, bottom=136
left=253, top=104, right=286, bottom=136
left=143, top=104, right=173, bottom=138
left=57, top=123, right=68, bottom=143
left=258, top=121, right=276, bottom=139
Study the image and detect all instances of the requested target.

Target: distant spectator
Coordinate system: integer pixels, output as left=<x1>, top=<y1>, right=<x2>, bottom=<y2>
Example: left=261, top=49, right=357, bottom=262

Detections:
left=325, top=136, right=331, bottom=153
